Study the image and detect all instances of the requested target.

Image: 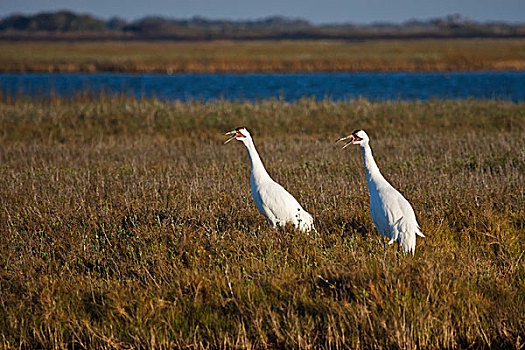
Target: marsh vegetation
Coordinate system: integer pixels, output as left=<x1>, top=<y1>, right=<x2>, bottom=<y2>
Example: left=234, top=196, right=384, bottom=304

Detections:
left=1, top=39, right=525, bottom=73
left=0, top=96, right=524, bottom=348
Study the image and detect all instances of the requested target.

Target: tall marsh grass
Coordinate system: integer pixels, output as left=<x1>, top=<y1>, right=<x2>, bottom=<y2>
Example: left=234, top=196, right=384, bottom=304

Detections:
left=0, top=96, right=524, bottom=348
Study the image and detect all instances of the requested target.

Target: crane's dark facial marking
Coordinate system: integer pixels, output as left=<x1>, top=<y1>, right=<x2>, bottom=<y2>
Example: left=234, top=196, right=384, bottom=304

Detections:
left=352, top=130, right=363, bottom=142
left=235, top=127, right=248, bottom=138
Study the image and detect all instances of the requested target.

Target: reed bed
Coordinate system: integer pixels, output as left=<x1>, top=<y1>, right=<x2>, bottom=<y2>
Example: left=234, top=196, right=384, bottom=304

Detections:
left=0, top=96, right=524, bottom=348
left=1, top=39, right=525, bottom=73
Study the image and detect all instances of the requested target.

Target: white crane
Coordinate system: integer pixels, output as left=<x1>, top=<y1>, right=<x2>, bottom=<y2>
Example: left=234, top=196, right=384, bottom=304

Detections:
left=225, top=127, right=314, bottom=232
left=338, top=130, right=424, bottom=254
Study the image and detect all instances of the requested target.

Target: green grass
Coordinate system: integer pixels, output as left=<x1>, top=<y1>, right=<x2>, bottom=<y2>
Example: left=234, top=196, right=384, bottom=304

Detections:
left=1, top=38, right=525, bottom=72
left=0, top=96, right=524, bottom=348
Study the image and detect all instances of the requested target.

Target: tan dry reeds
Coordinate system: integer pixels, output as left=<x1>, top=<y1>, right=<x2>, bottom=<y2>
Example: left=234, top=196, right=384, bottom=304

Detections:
left=0, top=96, right=524, bottom=348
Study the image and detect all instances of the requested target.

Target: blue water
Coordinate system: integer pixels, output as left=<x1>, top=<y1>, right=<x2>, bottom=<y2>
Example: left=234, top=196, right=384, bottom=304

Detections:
left=1, top=72, right=524, bottom=101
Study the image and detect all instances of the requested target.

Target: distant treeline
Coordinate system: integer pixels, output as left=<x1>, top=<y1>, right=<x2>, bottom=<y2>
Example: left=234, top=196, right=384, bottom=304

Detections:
left=1, top=10, right=524, bottom=40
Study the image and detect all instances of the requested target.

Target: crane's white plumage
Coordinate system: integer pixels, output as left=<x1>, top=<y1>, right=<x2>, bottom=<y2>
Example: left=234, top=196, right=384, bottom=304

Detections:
left=338, top=130, right=424, bottom=254
left=225, top=127, right=314, bottom=232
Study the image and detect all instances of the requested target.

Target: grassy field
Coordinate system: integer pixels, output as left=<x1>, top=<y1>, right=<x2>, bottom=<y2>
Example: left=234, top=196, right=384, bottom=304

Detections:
left=1, top=38, right=525, bottom=73
left=0, top=96, right=524, bottom=348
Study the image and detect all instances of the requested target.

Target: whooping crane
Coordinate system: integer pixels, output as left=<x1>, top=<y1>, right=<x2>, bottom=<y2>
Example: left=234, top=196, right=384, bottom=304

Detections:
left=338, top=130, right=424, bottom=254
left=225, top=127, right=314, bottom=232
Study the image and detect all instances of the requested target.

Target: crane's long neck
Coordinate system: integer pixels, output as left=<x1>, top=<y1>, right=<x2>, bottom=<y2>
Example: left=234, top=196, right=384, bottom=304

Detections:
left=361, top=143, right=386, bottom=187
left=244, top=138, right=272, bottom=183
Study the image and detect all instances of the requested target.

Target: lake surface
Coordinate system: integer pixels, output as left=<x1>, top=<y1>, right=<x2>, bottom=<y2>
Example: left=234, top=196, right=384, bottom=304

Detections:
left=1, top=72, right=524, bottom=102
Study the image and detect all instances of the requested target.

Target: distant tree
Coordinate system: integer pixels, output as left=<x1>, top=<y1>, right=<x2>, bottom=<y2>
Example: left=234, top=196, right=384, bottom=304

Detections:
left=0, top=14, right=31, bottom=30
left=106, top=17, right=127, bottom=31
left=258, top=16, right=311, bottom=29
left=0, top=10, right=523, bottom=38
left=124, top=17, right=180, bottom=35
left=0, top=11, right=105, bottom=31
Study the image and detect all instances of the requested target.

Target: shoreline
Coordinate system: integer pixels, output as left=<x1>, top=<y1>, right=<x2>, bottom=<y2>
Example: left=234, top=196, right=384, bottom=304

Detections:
left=2, top=62, right=525, bottom=73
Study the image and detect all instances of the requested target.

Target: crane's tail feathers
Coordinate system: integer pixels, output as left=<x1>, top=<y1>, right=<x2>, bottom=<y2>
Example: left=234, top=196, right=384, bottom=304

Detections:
left=387, top=216, right=403, bottom=245
left=296, top=210, right=315, bottom=233
left=393, top=216, right=404, bottom=227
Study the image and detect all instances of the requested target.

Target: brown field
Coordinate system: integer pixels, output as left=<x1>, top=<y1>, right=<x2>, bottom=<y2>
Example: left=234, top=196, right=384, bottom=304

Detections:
left=0, top=96, right=524, bottom=348
left=1, top=38, right=525, bottom=73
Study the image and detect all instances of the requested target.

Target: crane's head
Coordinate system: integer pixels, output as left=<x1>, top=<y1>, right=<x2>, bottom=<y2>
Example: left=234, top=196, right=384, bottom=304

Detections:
left=224, top=127, right=251, bottom=144
left=337, top=130, right=369, bottom=149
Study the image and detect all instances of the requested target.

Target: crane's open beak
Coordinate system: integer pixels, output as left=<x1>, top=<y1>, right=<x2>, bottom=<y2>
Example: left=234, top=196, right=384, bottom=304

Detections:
left=224, top=130, right=237, bottom=144
left=336, top=135, right=355, bottom=149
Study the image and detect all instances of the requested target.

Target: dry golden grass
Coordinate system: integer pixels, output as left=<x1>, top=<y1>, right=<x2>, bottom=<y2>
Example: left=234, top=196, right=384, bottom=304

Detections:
left=1, top=38, right=525, bottom=73
left=0, top=96, right=524, bottom=348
